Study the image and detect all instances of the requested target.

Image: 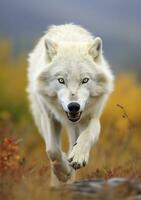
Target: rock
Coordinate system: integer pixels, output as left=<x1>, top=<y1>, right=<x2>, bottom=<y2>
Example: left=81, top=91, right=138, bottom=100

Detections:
left=66, top=178, right=141, bottom=199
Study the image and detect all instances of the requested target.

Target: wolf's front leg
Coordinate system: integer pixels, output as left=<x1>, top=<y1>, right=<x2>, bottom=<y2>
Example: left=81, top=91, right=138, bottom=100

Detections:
left=68, top=118, right=100, bottom=170
left=35, top=95, right=72, bottom=185
left=41, top=113, right=72, bottom=184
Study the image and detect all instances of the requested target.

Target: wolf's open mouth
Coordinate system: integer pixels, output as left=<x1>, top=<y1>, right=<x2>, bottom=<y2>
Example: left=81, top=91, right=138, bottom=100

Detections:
left=66, top=112, right=82, bottom=122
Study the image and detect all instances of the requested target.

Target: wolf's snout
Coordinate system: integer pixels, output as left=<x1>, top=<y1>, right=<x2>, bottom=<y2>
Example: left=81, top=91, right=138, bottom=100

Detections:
left=66, top=103, right=81, bottom=122
left=68, top=102, right=80, bottom=113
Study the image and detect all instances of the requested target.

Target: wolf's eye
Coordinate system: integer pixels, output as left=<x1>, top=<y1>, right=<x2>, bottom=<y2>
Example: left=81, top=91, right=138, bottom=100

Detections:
left=58, top=78, right=65, bottom=84
left=82, top=77, right=89, bottom=84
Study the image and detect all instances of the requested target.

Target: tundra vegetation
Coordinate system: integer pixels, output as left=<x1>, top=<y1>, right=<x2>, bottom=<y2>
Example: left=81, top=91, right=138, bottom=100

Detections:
left=0, top=39, right=141, bottom=199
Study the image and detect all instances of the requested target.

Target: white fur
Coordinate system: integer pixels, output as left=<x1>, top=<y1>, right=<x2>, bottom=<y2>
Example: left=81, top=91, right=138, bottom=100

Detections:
left=27, top=24, right=114, bottom=187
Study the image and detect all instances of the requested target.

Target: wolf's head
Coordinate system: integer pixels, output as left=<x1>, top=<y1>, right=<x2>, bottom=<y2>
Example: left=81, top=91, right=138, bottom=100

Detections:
left=37, top=38, right=113, bottom=122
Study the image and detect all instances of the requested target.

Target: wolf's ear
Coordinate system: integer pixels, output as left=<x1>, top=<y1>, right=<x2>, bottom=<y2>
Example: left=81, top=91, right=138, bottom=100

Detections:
left=45, top=39, right=58, bottom=62
left=88, top=37, right=102, bottom=62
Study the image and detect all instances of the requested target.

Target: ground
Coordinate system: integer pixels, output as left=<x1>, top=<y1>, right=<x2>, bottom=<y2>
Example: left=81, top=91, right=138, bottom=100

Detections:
left=0, top=40, right=141, bottom=199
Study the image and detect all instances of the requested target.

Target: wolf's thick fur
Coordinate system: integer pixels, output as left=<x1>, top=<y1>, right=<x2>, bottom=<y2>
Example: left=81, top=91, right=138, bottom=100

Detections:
left=27, top=24, right=114, bottom=187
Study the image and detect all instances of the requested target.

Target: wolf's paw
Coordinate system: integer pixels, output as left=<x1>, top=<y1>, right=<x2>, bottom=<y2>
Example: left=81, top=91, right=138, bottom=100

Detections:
left=51, top=152, right=73, bottom=182
left=68, top=138, right=90, bottom=170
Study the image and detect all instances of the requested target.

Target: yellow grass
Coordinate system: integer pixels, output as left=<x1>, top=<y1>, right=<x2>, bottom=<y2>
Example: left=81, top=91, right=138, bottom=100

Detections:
left=0, top=39, right=141, bottom=199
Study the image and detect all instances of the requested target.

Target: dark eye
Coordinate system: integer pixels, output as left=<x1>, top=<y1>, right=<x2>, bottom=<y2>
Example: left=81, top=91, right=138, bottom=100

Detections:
left=58, top=78, right=65, bottom=84
left=82, top=77, right=89, bottom=84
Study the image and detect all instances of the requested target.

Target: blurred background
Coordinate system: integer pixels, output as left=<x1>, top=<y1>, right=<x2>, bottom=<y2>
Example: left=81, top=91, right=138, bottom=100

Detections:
left=1, top=0, right=141, bottom=73
left=0, top=1, right=141, bottom=199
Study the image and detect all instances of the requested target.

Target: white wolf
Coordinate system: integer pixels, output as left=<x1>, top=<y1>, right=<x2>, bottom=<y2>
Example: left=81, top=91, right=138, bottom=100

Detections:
left=27, top=24, right=114, bottom=187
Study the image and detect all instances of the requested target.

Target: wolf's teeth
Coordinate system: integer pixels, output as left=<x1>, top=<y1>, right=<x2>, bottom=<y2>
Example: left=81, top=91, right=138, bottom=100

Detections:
left=66, top=111, right=82, bottom=122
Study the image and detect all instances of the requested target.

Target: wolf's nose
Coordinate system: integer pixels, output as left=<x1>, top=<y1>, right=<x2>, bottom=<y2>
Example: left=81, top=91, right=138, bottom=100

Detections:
left=68, top=102, right=80, bottom=113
